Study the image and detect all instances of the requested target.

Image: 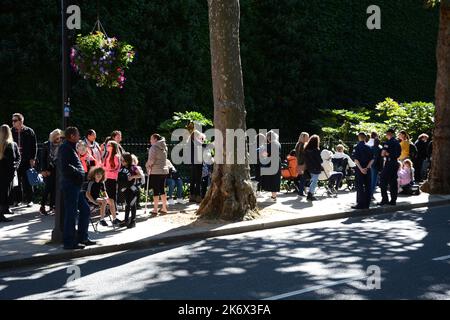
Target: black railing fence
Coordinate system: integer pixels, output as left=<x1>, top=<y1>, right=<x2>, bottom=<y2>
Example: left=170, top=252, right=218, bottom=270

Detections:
left=36, top=138, right=357, bottom=180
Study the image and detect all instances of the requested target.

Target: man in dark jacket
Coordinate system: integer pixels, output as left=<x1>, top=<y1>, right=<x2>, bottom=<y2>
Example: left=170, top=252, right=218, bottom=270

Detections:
left=352, top=133, right=374, bottom=209
left=58, top=127, right=96, bottom=250
left=378, top=128, right=402, bottom=206
left=11, top=113, right=37, bottom=206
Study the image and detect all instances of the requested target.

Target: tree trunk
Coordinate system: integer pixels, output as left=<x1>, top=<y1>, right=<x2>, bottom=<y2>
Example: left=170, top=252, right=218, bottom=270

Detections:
left=197, top=0, right=258, bottom=220
left=429, top=0, right=450, bottom=194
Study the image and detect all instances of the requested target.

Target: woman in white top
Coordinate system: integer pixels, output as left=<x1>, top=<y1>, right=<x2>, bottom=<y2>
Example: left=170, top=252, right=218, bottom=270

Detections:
left=332, top=144, right=356, bottom=170
left=319, top=150, right=344, bottom=191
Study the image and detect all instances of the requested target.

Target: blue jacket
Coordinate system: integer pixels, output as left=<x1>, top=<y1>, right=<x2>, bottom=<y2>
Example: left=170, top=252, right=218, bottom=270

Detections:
left=58, top=140, right=85, bottom=187
left=382, top=137, right=401, bottom=162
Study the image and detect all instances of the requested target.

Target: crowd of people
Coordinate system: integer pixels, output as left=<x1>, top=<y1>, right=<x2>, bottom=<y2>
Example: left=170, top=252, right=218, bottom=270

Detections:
left=270, top=128, right=431, bottom=210
left=0, top=114, right=217, bottom=249
left=0, top=112, right=433, bottom=248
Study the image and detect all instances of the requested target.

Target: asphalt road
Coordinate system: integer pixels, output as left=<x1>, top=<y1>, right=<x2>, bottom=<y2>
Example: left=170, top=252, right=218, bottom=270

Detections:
left=1, top=205, right=450, bottom=300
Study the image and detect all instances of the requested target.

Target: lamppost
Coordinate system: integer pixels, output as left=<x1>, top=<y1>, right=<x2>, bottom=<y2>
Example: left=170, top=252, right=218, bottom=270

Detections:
left=51, top=0, right=70, bottom=243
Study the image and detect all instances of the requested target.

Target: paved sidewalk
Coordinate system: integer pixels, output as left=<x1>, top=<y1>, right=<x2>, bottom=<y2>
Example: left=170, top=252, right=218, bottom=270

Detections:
left=1, top=189, right=449, bottom=269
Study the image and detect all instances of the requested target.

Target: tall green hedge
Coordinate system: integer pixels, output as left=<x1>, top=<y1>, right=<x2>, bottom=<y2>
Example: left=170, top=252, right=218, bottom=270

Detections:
left=0, top=0, right=438, bottom=142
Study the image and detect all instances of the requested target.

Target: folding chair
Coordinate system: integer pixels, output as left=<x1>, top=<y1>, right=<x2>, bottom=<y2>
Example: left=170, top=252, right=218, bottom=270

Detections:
left=89, top=204, right=116, bottom=232
left=318, top=170, right=338, bottom=197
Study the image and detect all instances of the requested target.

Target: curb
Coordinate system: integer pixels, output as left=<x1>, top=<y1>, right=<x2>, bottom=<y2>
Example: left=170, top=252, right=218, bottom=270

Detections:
left=1, top=198, right=450, bottom=271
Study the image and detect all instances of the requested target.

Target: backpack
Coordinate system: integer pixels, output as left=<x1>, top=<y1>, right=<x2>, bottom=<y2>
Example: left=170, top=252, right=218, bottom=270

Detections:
left=409, top=141, right=417, bottom=160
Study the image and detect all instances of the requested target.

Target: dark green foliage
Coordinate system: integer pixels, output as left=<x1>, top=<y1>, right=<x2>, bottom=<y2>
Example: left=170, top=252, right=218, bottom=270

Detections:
left=0, top=0, right=438, bottom=142
left=317, top=98, right=435, bottom=143
left=158, top=111, right=213, bottom=133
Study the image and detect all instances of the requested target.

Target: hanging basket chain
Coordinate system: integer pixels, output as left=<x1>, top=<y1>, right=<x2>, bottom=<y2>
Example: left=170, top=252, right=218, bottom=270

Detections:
left=91, top=19, right=108, bottom=37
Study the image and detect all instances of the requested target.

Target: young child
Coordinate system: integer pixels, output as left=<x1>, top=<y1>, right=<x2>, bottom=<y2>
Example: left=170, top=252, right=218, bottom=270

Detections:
left=84, top=166, right=120, bottom=227
left=166, top=159, right=184, bottom=205
left=398, top=159, right=415, bottom=193
left=118, top=153, right=144, bottom=228
left=131, top=154, right=145, bottom=186
left=103, top=141, right=121, bottom=223
left=132, top=154, right=145, bottom=209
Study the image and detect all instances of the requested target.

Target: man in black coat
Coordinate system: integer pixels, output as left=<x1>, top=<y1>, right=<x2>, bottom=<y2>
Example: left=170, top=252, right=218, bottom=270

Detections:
left=352, top=133, right=374, bottom=209
left=11, top=113, right=37, bottom=206
left=378, top=128, right=402, bottom=206
left=58, top=127, right=96, bottom=250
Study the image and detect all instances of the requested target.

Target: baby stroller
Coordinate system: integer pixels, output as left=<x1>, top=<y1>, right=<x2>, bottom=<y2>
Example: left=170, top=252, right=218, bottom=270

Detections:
left=281, top=153, right=300, bottom=194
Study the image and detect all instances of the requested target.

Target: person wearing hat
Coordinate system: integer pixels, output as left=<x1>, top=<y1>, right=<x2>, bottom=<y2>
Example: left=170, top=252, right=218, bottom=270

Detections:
left=351, top=132, right=374, bottom=209
left=378, top=128, right=401, bottom=206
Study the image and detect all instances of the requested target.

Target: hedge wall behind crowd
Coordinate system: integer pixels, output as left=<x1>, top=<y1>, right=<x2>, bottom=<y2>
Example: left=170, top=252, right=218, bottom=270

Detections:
left=0, top=0, right=438, bottom=142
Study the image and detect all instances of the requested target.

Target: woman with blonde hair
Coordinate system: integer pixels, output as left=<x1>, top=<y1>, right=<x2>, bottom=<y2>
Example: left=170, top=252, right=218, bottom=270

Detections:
left=39, top=129, right=63, bottom=215
left=0, top=124, right=20, bottom=222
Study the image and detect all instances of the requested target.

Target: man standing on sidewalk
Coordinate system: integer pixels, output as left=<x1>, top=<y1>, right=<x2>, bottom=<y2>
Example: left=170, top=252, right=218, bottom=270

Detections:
left=58, top=127, right=96, bottom=250
left=352, top=133, right=374, bottom=209
left=378, top=128, right=402, bottom=206
left=11, top=113, right=37, bottom=207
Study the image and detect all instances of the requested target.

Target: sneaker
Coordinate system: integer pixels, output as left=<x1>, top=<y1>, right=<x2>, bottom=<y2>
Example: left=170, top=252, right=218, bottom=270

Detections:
left=306, top=193, right=317, bottom=201
left=99, top=219, right=108, bottom=227
left=168, top=199, right=175, bottom=205
left=127, top=220, right=136, bottom=229
left=113, top=218, right=122, bottom=225
left=79, top=239, right=97, bottom=246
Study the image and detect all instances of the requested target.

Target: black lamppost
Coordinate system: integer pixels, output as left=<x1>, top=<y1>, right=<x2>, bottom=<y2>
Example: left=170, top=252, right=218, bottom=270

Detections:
left=51, top=0, right=69, bottom=243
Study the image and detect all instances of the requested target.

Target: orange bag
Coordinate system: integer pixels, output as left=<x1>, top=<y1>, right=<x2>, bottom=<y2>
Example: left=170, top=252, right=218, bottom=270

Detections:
left=281, top=155, right=298, bottom=179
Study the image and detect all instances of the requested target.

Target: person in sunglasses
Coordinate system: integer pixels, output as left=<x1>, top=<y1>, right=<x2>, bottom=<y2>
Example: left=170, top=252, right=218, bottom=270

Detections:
left=11, top=113, right=37, bottom=207
left=39, top=129, right=63, bottom=215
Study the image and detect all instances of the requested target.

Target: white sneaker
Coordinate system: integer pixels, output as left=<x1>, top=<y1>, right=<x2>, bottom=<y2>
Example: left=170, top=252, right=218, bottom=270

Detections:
left=168, top=199, right=175, bottom=205
left=177, top=199, right=187, bottom=204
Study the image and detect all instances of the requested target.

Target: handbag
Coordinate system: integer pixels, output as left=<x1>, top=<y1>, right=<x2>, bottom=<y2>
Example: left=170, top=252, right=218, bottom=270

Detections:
left=13, top=171, right=19, bottom=187
left=26, top=168, right=44, bottom=186
left=297, top=164, right=306, bottom=176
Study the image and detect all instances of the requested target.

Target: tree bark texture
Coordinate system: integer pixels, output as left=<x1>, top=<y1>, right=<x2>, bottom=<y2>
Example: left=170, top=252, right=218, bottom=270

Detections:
left=197, top=0, right=258, bottom=220
left=430, top=0, right=450, bottom=194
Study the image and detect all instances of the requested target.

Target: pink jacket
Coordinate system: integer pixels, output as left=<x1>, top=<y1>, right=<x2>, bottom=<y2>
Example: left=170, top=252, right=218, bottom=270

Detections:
left=104, top=155, right=121, bottom=180
left=398, top=167, right=413, bottom=186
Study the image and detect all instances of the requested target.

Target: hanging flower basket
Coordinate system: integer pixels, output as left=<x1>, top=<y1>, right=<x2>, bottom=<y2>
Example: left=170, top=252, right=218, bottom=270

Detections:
left=70, top=31, right=135, bottom=89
